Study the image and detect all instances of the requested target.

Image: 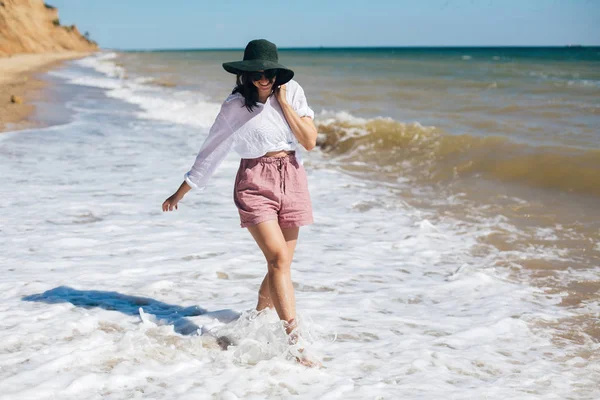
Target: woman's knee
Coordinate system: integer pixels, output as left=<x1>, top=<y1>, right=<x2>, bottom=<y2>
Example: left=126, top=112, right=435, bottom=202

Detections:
left=267, top=251, right=291, bottom=272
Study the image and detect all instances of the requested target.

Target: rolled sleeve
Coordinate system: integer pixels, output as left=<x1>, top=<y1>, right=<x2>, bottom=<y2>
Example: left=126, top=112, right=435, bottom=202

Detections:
left=184, top=171, right=205, bottom=190
left=290, top=81, right=315, bottom=119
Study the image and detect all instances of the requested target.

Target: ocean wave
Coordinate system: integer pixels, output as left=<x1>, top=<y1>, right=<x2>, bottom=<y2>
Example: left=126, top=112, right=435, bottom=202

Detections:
left=51, top=53, right=220, bottom=129
left=566, top=79, right=600, bottom=88
left=75, top=52, right=125, bottom=79
left=315, top=111, right=600, bottom=197
left=59, top=54, right=600, bottom=197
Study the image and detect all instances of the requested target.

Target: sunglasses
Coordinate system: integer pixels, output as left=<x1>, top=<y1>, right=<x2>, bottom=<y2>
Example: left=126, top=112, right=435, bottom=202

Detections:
left=249, top=69, right=278, bottom=82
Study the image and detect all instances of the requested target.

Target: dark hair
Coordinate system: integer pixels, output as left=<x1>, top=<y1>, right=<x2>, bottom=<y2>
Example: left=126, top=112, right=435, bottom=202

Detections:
left=231, top=71, right=278, bottom=112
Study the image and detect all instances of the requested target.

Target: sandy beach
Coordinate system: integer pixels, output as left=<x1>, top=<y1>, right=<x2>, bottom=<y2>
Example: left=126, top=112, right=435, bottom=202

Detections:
left=0, top=52, right=93, bottom=133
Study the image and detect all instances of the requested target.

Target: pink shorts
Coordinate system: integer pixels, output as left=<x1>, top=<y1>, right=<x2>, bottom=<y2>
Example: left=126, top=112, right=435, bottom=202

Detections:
left=233, top=152, right=314, bottom=228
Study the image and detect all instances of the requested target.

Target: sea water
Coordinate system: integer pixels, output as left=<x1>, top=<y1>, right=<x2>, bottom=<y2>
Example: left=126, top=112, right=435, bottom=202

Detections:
left=0, top=49, right=598, bottom=399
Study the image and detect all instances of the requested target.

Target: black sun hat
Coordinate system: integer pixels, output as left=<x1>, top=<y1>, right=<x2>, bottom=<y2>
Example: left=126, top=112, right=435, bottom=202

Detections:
left=222, top=39, right=294, bottom=85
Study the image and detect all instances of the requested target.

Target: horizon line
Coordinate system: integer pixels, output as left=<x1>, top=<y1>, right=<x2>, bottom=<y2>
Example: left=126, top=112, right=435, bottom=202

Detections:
left=105, top=44, right=599, bottom=52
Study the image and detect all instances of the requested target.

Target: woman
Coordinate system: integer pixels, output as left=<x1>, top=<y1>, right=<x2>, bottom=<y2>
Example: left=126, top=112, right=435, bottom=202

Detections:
left=162, top=40, right=318, bottom=347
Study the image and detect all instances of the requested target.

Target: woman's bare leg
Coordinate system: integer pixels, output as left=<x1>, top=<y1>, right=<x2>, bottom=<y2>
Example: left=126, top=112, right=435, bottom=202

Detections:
left=256, top=274, right=273, bottom=311
left=248, top=221, right=299, bottom=333
left=256, top=226, right=299, bottom=312
left=249, top=223, right=318, bottom=367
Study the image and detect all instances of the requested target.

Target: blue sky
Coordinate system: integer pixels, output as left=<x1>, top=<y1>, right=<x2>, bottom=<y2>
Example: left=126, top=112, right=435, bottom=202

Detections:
left=49, top=0, right=599, bottom=49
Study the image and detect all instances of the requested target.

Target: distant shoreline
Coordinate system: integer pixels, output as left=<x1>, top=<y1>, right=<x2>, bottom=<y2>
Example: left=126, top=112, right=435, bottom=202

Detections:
left=0, top=52, right=95, bottom=134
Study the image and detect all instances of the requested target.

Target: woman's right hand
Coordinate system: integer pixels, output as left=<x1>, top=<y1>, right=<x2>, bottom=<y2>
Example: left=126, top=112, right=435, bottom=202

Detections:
left=162, top=193, right=182, bottom=212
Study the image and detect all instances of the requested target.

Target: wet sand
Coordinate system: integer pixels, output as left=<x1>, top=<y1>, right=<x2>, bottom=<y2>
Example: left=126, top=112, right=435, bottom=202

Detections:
left=0, top=52, right=93, bottom=133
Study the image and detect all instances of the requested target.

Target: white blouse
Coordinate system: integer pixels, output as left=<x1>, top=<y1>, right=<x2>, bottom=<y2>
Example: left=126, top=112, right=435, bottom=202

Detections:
left=184, top=79, right=315, bottom=190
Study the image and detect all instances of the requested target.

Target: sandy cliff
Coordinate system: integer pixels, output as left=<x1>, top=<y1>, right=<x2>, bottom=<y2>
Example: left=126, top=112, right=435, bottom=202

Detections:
left=0, top=0, right=98, bottom=56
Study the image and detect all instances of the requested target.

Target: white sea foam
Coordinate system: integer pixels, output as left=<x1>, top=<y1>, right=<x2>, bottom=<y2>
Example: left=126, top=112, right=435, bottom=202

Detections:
left=566, top=79, right=600, bottom=88
left=0, top=56, right=598, bottom=399
left=49, top=52, right=220, bottom=129
left=75, top=51, right=125, bottom=79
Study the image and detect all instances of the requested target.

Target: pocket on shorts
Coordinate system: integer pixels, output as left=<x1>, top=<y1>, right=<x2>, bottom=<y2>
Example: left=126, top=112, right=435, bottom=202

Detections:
left=287, top=162, right=310, bottom=195
left=235, top=165, right=258, bottom=192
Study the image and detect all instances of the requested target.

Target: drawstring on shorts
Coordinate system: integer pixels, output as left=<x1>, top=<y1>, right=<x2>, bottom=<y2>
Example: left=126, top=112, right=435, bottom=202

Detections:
left=254, top=152, right=294, bottom=196
left=276, top=157, right=287, bottom=195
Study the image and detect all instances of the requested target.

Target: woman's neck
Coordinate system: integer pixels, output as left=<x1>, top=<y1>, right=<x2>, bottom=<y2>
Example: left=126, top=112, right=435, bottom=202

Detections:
left=258, top=92, right=270, bottom=104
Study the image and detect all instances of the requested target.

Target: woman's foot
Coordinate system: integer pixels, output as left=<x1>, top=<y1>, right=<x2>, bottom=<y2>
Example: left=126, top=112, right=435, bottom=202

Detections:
left=285, top=319, right=322, bottom=368
left=294, top=348, right=323, bottom=368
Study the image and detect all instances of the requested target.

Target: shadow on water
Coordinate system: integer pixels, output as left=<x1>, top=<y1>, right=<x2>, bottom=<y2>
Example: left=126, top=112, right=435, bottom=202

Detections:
left=22, top=286, right=240, bottom=336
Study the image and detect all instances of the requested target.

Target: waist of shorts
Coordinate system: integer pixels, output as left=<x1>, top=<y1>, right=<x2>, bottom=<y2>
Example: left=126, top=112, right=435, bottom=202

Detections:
left=241, top=151, right=296, bottom=164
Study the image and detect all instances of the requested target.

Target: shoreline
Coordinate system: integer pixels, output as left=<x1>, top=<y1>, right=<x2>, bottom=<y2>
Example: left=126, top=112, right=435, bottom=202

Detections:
left=0, top=52, right=95, bottom=133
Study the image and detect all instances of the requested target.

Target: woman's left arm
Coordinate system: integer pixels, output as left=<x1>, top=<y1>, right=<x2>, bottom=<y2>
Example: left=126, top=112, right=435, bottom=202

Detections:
left=276, top=85, right=318, bottom=151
